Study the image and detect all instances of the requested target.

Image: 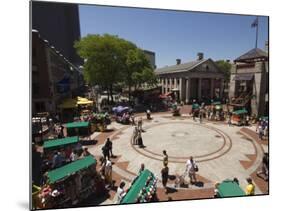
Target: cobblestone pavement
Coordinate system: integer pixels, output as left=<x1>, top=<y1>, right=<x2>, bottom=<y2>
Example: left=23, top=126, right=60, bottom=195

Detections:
left=86, top=112, right=268, bottom=204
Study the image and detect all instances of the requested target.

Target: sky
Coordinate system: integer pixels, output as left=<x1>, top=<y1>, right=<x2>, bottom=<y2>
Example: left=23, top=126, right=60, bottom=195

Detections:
left=79, top=5, right=268, bottom=68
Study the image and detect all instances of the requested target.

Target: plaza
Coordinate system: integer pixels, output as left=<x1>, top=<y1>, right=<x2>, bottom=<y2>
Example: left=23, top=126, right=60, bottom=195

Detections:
left=82, top=108, right=268, bottom=204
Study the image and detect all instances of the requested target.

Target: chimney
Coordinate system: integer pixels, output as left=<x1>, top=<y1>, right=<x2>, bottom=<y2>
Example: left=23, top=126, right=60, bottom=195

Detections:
left=197, top=52, right=204, bottom=61
left=265, top=41, right=269, bottom=53
left=176, top=59, right=181, bottom=65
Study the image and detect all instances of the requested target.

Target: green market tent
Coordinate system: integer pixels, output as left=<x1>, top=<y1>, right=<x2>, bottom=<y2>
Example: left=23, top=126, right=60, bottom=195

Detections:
left=192, top=103, right=200, bottom=109
left=121, top=169, right=154, bottom=204
left=232, top=109, right=248, bottom=115
left=65, top=121, right=89, bottom=128
left=47, top=155, right=96, bottom=184
left=66, top=122, right=90, bottom=136
left=43, top=136, right=79, bottom=150
left=218, top=180, right=245, bottom=197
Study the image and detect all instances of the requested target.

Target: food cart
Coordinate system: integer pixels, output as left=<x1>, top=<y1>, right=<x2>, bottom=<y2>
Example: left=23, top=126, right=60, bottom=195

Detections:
left=171, top=103, right=180, bottom=116
left=121, top=169, right=157, bottom=204
left=213, top=102, right=223, bottom=121
left=33, top=155, right=106, bottom=209
left=191, top=103, right=200, bottom=117
left=90, top=113, right=111, bottom=132
left=217, top=180, right=245, bottom=198
left=113, top=106, right=131, bottom=124
left=231, top=109, right=248, bottom=126
left=65, top=122, right=90, bottom=137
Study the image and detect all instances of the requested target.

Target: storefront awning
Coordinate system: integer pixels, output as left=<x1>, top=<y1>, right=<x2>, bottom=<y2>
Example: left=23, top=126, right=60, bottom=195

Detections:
left=233, top=74, right=254, bottom=81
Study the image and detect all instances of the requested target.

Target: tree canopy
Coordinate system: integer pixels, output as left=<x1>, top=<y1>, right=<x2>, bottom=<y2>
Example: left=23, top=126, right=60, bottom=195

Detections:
left=215, top=60, right=232, bottom=82
left=74, top=34, right=156, bottom=102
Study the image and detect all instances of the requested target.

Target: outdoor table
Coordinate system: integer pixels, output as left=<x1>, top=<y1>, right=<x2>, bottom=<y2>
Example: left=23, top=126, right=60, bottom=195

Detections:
left=65, top=121, right=90, bottom=136
left=217, top=180, right=245, bottom=198
left=121, top=169, right=156, bottom=204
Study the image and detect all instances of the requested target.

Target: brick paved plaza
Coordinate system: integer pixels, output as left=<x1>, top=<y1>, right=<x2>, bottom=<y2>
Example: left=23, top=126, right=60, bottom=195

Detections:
left=85, top=107, right=268, bottom=204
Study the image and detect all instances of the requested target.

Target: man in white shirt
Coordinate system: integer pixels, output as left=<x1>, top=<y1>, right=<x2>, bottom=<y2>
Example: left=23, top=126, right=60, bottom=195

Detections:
left=185, top=156, right=198, bottom=184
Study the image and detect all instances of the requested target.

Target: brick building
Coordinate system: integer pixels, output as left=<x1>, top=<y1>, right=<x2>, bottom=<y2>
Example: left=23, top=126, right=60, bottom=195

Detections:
left=32, top=30, right=83, bottom=115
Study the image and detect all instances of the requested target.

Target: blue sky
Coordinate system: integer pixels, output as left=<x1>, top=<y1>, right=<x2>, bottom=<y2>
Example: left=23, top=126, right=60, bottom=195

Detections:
left=79, top=5, right=268, bottom=68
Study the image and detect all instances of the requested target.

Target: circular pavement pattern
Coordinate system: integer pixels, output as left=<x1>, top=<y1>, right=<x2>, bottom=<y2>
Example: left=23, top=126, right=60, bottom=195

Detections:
left=132, top=121, right=232, bottom=163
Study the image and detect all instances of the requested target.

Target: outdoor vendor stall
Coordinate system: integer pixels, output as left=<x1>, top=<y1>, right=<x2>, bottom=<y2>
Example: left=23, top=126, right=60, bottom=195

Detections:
left=231, top=109, right=248, bottom=126
left=213, top=101, right=223, bottom=121
left=65, top=122, right=90, bottom=137
left=120, top=169, right=157, bottom=204
left=33, top=155, right=105, bottom=209
left=171, top=103, right=180, bottom=116
left=90, top=113, right=111, bottom=132
left=217, top=180, right=245, bottom=198
left=43, top=136, right=82, bottom=161
left=113, top=106, right=131, bottom=124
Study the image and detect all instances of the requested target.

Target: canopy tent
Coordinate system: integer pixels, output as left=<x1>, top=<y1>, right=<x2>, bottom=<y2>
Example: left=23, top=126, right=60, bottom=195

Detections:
left=43, top=136, right=79, bottom=150
left=217, top=180, right=245, bottom=197
left=77, top=96, right=94, bottom=105
left=47, top=155, right=96, bottom=184
left=121, top=169, right=155, bottom=204
left=232, top=109, right=248, bottom=115
left=58, top=98, right=78, bottom=109
left=192, top=103, right=200, bottom=109
left=65, top=121, right=89, bottom=129
left=112, top=106, right=129, bottom=114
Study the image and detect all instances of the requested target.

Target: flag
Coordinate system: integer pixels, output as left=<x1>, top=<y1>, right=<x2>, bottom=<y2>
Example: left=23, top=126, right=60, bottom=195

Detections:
left=251, top=17, right=258, bottom=28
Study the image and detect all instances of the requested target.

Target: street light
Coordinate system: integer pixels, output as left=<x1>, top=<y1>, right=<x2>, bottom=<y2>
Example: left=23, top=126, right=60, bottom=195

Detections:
left=94, top=85, right=100, bottom=112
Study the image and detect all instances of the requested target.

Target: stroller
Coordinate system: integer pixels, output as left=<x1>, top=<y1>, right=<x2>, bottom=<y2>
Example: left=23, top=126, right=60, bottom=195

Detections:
left=174, top=171, right=188, bottom=188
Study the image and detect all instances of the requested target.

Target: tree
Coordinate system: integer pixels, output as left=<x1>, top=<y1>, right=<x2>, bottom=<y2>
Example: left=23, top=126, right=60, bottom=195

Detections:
left=125, top=48, right=154, bottom=99
left=215, top=60, right=232, bottom=82
left=74, top=34, right=136, bottom=103
left=75, top=33, right=157, bottom=103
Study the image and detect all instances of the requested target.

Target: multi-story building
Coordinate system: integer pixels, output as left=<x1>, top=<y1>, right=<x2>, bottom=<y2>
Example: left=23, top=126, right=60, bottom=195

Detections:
left=143, top=50, right=156, bottom=69
left=155, top=53, right=225, bottom=103
left=32, top=1, right=83, bottom=66
left=228, top=43, right=269, bottom=117
left=32, top=29, right=83, bottom=115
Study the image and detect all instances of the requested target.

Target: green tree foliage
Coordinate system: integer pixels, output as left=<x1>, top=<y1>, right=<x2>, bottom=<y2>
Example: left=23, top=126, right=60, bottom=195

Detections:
left=215, top=60, right=232, bottom=82
left=74, top=34, right=156, bottom=103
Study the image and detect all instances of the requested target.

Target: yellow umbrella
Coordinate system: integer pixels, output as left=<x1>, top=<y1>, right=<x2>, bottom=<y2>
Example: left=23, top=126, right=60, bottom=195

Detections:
left=77, top=96, right=93, bottom=105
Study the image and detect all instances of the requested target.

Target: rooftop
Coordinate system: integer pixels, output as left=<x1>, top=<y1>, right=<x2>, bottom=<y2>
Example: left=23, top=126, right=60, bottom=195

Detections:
left=155, top=59, right=207, bottom=75
left=234, top=48, right=268, bottom=63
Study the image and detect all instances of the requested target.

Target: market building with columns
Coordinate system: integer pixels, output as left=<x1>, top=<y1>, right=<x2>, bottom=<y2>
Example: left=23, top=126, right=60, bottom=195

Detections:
left=155, top=53, right=225, bottom=103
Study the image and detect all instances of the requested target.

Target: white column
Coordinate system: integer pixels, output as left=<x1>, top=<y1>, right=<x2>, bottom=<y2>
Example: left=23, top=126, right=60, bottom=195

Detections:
left=186, top=78, right=190, bottom=103
left=169, top=78, right=173, bottom=91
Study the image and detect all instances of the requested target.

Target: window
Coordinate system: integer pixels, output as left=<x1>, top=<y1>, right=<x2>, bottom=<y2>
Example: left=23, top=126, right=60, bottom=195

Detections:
left=177, top=79, right=180, bottom=85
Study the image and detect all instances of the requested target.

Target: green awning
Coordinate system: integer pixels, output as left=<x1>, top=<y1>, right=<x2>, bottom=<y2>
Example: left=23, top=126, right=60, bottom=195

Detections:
left=43, top=136, right=78, bottom=149
left=121, top=169, right=154, bottom=204
left=192, top=103, right=200, bottom=109
left=47, top=155, right=96, bottom=184
left=213, top=101, right=221, bottom=105
left=218, top=180, right=245, bottom=197
left=65, top=121, right=89, bottom=129
left=233, top=109, right=248, bottom=115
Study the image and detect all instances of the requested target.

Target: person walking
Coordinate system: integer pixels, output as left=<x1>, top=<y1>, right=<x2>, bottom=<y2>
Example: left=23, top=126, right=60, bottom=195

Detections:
left=186, top=156, right=198, bottom=184
left=161, top=163, right=169, bottom=194
left=116, top=182, right=127, bottom=204
left=102, top=144, right=110, bottom=160
left=104, top=158, right=113, bottom=188
left=132, top=126, right=138, bottom=145
left=105, top=138, right=113, bottom=158
left=138, top=163, right=145, bottom=175
left=163, top=150, right=168, bottom=166
left=137, top=130, right=144, bottom=148
left=245, top=178, right=255, bottom=195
